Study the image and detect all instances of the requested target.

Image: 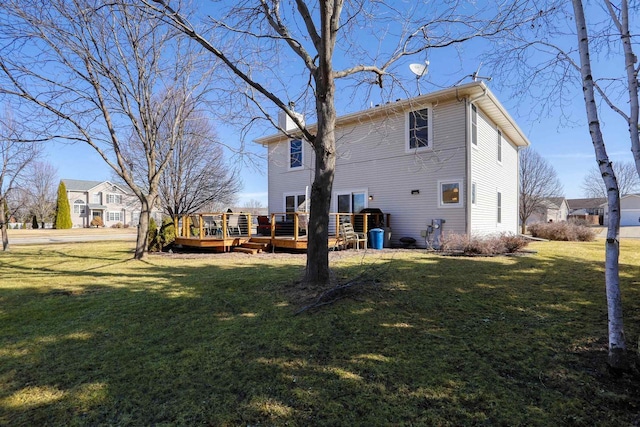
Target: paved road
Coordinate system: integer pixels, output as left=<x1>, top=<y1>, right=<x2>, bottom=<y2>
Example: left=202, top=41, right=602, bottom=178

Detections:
left=596, top=226, right=640, bottom=238
left=6, top=229, right=137, bottom=245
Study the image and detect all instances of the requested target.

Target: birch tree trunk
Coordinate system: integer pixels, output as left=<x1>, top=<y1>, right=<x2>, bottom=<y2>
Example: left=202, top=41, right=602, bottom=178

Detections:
left=572, top=0, right=628, bottom=371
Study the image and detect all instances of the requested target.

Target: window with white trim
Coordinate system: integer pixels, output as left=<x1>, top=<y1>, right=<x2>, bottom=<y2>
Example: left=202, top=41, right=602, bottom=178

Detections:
left=92, top=192, right=101, bottom=204
left=471, top=104, right=478, bottom=146
left=497, top=191, right=502, bottom=223
left=108, top=211, right=121, bottom=222
left=285, top=194, right=306, bottom=213
left=497, top=130, right=502, bottom=163
left=107, top=193, right=122, bottom=204
left=289, top=139, right=303, bottom=169
left=407, top=108, right=432, bottom=151
left=439, top=180, right=463, bottom=207
left=471, top=182, right=477, bottom=205
left=73, top=200, right=85, bottom=214
left=336, top=191, right=366, bottom=213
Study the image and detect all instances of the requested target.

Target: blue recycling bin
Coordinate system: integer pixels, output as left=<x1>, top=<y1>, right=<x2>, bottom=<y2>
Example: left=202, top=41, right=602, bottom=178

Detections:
left=369, top=228, right=384, bottom=250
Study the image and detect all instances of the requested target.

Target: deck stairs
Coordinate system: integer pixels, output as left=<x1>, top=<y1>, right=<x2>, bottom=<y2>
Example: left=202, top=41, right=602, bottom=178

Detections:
left=232, top=240, right=270, bottom=254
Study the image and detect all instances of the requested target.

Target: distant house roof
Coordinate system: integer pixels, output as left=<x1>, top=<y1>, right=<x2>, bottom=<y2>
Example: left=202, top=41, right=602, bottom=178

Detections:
left=62, top=179, right=130, bottom=194
left=62, top=179, right=104, bottom=192
left=544, top=197, right=566, bottom=209
left=567, top=198, right=606, bottom=210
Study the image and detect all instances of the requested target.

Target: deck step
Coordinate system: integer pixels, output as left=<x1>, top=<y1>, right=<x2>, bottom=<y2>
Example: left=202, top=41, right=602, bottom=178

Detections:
left=233, top=246, right=259, bottom=254
left=243, top=242, right=269, bottom=250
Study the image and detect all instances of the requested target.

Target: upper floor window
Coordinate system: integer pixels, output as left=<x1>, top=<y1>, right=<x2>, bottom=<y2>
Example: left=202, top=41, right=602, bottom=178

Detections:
left=107, top=193, right=122, bottom=204
left=497, top=130, right=502, bottom=163
left=73, top=200, right=85, bottom=214
left=471, top=104, right=478, bottom=146
left=407, top=108, right=432, bottom=151
left=289, top=139, right=303, bottom=169
left=92, top=192, right=101, bottom=204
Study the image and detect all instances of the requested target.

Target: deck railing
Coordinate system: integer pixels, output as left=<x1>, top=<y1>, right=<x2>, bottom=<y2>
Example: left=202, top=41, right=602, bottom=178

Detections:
left=174, top=212, right=254, bottom=240
left=175, top=211, right=390, bottom=242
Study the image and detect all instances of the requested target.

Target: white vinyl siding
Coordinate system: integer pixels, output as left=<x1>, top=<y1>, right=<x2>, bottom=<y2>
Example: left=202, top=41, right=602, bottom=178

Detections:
left=469, top=105, right=519, bottom=234
left=267, top=99, right=467, bottom=245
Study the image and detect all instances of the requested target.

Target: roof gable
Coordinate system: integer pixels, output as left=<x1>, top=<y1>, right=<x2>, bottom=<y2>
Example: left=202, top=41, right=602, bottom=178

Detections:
left=255, top=81, right=530, bottom=148
left=62, top=179, right=130, bottom=195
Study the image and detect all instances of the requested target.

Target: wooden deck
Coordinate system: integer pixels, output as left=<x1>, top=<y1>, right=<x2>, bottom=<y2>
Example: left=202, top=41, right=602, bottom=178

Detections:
left=173, top=212, right=388, bottom=253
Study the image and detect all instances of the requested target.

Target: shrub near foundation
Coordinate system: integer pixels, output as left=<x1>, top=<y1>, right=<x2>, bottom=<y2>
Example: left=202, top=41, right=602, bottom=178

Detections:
left=441, top=232, right=529, bottom=255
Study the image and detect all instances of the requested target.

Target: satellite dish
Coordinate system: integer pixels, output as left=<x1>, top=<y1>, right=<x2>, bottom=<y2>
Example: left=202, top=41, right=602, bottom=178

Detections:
left=409, top=60, right=429, bottom=78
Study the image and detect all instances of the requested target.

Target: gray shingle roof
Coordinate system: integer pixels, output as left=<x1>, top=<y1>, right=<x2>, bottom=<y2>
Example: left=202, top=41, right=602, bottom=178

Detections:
left=62, top=179, right=104, bottom=192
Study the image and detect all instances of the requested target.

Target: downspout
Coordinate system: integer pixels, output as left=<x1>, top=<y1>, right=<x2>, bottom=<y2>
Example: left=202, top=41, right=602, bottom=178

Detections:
left=516, top=145, right=524, bottom=234
left=465, top=97, right=471, bottom=236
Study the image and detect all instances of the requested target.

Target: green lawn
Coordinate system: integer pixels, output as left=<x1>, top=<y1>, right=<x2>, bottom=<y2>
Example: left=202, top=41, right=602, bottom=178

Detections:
left=0, top=240, right=638, bottom=426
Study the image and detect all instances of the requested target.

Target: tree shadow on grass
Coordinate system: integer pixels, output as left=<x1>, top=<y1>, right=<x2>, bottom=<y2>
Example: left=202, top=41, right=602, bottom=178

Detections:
left=0, top=245, right=639, bottom=426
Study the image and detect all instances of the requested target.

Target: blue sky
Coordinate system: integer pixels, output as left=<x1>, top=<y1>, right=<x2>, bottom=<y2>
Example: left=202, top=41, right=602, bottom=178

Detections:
left=45, top=62, right=632, bottom=206
left=41, top=1, right=635, bottom=206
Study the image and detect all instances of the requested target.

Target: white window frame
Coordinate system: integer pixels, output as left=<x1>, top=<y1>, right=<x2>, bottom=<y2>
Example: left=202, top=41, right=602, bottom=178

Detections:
left=405, top=106, right=433, bottom=153
left=471, top=182, right=477, bottom=206
left=107, top=193, right=122, bottom=204
left=438, top=180, right=463, bottom=208
left=283, top=192, right=307, bottom=213
left=497, top=191, right=502, bottom=224
left=334, top=189, right=368, bottom=214
left=471, top=104, right=478, bottom=148
left=92, top=192, right=101, bottom=204
left=108, top=211, right=121, bottom=222
left=288, top=139, right=304, bottom=170
left=73, top=200, right=85, bottom=215
left=497, top=130, right=503, bottom=164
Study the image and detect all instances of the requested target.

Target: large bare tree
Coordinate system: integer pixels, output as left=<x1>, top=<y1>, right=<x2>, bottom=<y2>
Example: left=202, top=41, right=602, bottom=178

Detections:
left=519, top=148, right=564, bottom=233
left=145, top=0, right=543, bottom=286
left=25, top=161, right=58, bottom=228
left=155, top=109, right=240, bottom=217
left=581, top=161, right=640, bottom=198
left=0, top=110, right=40, bottom=250
left=0, top=0, right=215, bottom=259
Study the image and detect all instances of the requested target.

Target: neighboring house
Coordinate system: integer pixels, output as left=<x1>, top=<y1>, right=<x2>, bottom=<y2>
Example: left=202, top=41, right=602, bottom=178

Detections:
left=63, top=179, right=162, bottom=228
left=567, top=197, right=605, bottom=225
left=526, top=197, right=569, bottom=225
left=256, top=81, right=530, bottom=248
left=602, top=194, right=640, bottom=226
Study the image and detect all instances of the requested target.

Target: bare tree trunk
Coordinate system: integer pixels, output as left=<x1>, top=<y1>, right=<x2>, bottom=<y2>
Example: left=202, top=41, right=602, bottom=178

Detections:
left=0, top=198, right=9, bottom=251
left=572, top=0, right=628, bottom=371
left=134, top=198, right=153, bottom=260
left=306, top=102, right=336, bottom=285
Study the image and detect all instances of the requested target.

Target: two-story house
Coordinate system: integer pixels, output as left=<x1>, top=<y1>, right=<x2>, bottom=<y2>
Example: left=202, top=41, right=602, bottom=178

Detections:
left=256, top=81, right=530, bottom=248
left=63, top=179, right=162, bottom=228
